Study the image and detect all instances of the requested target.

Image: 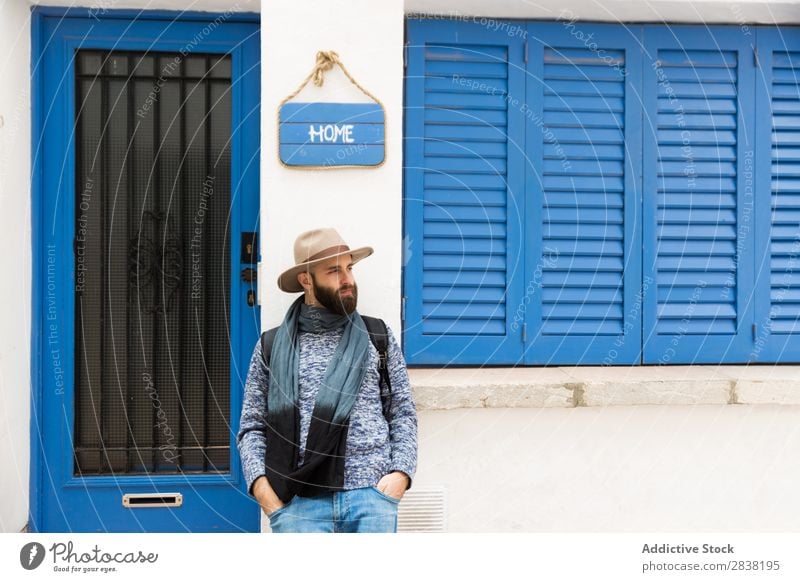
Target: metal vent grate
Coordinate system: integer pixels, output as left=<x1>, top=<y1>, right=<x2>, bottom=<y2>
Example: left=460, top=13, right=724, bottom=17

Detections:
left=398, top=485, right=447, bottom=532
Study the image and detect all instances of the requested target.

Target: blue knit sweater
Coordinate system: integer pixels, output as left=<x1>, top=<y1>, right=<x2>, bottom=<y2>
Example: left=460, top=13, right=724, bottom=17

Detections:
left=236, top=323, right=418, bottom=498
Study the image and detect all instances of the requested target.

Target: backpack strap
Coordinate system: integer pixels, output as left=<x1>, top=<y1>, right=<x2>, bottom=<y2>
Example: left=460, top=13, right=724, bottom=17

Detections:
left=361, top=316, right=393, bottom=422
left=260, top=318, right=393, bottom=422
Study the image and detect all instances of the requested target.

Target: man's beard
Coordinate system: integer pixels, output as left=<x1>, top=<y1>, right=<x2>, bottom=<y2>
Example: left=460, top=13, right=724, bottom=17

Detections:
left=311, top=275, right=358, bottom=316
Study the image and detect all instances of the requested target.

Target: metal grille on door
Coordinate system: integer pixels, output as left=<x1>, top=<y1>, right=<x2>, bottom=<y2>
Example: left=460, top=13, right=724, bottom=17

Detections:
left=73, top=50, right=232, bottom=475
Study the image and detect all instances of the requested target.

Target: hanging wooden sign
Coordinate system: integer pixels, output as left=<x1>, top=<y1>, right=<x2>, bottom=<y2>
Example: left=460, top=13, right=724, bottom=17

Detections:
left=279, top=102, right=385, bottom=167
left=278, top=51, right=385, bottom=169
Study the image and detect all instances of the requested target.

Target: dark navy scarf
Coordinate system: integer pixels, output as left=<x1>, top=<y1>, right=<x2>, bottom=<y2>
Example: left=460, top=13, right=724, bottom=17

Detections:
left=264, top=294, right=370, bottom=503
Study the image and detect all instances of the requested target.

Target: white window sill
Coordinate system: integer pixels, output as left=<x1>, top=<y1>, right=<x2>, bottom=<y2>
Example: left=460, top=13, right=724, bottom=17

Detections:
left=407, top=365, right=800, bottom=409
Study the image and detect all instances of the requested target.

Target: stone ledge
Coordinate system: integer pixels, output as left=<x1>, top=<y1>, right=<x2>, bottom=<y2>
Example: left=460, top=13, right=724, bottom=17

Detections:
left=408, top=366, right=800, bottom=409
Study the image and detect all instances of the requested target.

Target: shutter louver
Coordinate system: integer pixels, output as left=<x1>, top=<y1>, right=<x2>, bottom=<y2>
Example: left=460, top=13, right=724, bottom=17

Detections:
left=768, top=50, right=800, bottom=335
left=643, top=27, right=755, bottom=363
left=422, top=43, right=509, bottom=336
left=753, top=28, right=800, bottom=362
left=654, top=49, right=740, bottom=336
left=523, top=24, right=643, bottom=364
left=404, top=20, right=525, bottom=364
left=540, top=46, right=627, bottom=336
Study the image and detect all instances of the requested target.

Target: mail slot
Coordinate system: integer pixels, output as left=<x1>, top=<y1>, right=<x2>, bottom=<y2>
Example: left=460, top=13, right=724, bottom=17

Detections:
left=122, top=493, right=183, bottom=508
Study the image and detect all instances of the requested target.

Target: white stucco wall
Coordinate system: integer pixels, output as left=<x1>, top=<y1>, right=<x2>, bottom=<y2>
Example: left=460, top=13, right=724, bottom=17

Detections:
left=422, top=404, right=800, bottom=531
left=0, top=0, right=33, bottom=533
left=406, top=0, right=800, bottom=24
left=259, top=0, right=406, bottom=335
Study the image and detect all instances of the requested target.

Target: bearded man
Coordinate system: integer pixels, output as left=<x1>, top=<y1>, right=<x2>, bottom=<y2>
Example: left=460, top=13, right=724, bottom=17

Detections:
left=237, top=227, right=418, bottom=533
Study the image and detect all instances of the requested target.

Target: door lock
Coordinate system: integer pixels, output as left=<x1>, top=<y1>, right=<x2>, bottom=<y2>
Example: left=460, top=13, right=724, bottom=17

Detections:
left=241, top=267, right=257, bottom=282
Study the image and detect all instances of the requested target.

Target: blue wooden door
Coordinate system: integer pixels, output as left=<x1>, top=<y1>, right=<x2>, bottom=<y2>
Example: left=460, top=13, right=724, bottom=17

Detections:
left=642, top=26, right=757, bottom=364
left=753, top=27, right=800, bottom=361
left=523, top=22, right=643, bottom=364
left=32, top=11, right=261, bottom=532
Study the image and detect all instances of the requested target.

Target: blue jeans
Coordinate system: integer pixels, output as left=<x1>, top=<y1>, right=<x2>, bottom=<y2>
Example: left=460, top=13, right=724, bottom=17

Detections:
left=267, top=486, right=400, bottom=533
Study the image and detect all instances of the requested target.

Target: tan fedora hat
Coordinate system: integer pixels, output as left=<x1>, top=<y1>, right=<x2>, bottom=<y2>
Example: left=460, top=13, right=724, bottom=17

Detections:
left=277, top=227, right=374, bottom=293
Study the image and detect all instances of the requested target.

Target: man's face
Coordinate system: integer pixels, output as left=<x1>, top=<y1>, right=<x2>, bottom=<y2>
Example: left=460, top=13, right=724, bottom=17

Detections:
left=306, top=254, right=358, bottom=316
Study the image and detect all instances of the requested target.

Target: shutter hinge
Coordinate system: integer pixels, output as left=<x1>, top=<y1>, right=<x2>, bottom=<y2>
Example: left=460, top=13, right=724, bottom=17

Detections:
left=401, top=296, right=406, bottom=321
left=524, top=40, right=528, bottom=64
left=752, top=322, right=757, bottom=340
left=753, top=46, right=759, bottom=68
left=522, top=322, right=527, bottom=342
left=403, top=42, right=408, bottom=70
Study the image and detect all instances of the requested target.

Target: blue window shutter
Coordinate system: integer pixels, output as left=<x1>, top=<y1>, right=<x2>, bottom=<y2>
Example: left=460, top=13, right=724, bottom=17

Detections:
left=523, top=23, right=643, bottom=364
left=642, top=27, right=756, bottom=363
left=404, top=19, right=525, bottom=364
left=753, top=27, right=800, bottom=362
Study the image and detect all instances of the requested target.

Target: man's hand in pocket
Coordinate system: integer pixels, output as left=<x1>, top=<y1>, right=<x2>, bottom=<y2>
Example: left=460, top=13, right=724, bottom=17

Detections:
left=375, top=471, right=410, bottom=501
left=253, top=476, right=285, bottom=515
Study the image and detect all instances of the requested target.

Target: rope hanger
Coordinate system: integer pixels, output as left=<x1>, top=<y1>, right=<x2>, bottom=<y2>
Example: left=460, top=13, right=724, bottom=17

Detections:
left=277, top=51, right=386, bottom=170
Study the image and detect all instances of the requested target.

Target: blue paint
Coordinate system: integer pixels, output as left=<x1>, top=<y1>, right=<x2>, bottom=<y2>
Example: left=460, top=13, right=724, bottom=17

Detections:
left=405, top=18, right=800, bottom=366
left=31, top=6, right=260, bottom=22
left=642, top=26, right=756, bottom=364
left=404, top=18, right=525, bottom=364
left=520, top=22, right=643, bottom=365
left=280, top=123, right=384, bottom=144
left=280, top=144, right=385, bottom=166
left=281, top=102, right=384, bottom=123
left=753, top=27, right=800, bottom=362
left=30, top=8, right=261, bottom=532
left=279, top=102, right=385, bottom=167
left=29, top=8, right=45, bottom=534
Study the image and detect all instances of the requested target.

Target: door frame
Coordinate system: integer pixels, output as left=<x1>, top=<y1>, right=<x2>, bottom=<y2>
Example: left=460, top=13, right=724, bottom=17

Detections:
left=29, top=7, right=261, bottom=532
